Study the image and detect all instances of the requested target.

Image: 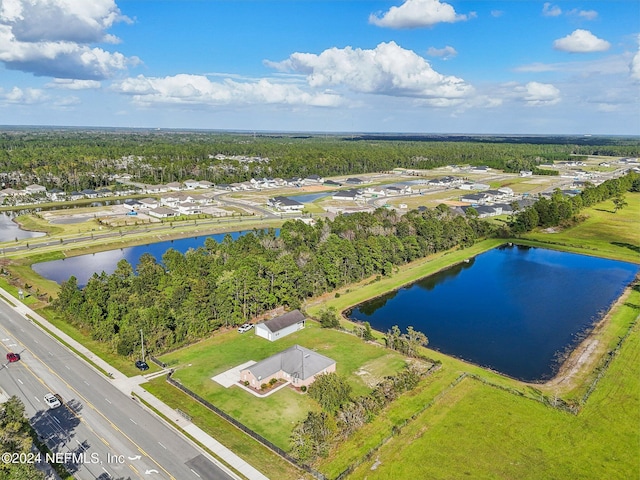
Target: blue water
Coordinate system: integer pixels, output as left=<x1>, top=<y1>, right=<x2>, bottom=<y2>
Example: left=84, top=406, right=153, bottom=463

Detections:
left=285, top=191, right=334, bottom=203
left=348, top=245, right=639, bottom=382
left=32, top=230, right=265, bottom=287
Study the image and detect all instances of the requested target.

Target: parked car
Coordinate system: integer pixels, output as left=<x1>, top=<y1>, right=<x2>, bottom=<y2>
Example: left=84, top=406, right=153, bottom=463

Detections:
left=135, top=360, right=149, bottom=371
left=238, top=323, right=254, bottom=333
left=6, top=352, right=20, bottom=363
left=44, top=393, right=61, bottom=409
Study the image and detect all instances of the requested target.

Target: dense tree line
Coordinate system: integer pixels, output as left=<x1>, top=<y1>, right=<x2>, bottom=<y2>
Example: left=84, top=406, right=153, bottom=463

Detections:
left=53, top=207, right=493, bottom=357
left=511, top=172, right=639, bottom=233
left=2, top=130, right=637, bottom=192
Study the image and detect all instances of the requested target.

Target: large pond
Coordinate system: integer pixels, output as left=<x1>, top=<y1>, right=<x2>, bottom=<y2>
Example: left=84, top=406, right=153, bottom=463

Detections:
left=348, top=244, right=639, bottom=382
left=0, top=212, right=46, bottom=242
left=32, top=230, right=263, bottom=287
left=285, top=191, right=335, bottom=203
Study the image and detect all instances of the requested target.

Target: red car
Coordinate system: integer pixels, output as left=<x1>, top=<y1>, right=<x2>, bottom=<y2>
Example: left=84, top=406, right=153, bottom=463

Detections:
left=6, top=353, right=20, bottom=363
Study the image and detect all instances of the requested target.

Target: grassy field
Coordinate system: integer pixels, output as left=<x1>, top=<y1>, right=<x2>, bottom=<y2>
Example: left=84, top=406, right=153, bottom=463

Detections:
left=159, top=322, right=410, bottom=450
left=347, top=302, right=640, bottom=479
left=2, top=191, right=636, bottom=479
left=521, top=192, right=640, bottom=264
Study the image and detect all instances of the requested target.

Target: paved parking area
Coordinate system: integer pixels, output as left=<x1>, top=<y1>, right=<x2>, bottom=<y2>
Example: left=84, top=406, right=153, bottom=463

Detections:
left=211, top=360, right=256, bottom=388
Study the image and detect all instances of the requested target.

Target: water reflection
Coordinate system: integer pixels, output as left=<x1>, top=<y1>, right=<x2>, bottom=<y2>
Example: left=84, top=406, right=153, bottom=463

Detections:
left=32, top=230, right=270, bottom=287
left=0, top=212, right=46, bottom=242
left=349, top=245, right=639, bottom=382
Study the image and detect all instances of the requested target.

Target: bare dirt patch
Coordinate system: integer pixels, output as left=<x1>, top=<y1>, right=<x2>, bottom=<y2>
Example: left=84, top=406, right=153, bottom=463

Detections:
left=541, top=286, right=633, bottom=392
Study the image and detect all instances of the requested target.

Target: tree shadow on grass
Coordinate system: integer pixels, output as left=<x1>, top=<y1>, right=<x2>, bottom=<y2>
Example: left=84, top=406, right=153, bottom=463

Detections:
left=611, top=242, right=640, bottom=255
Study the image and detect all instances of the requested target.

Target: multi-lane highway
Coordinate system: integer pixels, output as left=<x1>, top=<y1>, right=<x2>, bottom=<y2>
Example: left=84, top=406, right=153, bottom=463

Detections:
left=0, top=300, right=237, bottom=480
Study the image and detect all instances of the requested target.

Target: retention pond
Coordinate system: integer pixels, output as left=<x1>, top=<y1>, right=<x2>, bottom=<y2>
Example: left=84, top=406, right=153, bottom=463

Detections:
left=347, top=244, right=639, bottom=382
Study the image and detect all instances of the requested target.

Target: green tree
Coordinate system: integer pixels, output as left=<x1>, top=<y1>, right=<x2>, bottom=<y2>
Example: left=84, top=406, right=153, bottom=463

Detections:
left=318, top=306, right=340, bottom=328
left=612, top=194, right=628, bottom=213
left=0, top=396, right=44, bottom=480
left=289, top=411, right=337, bottom=462
left=308, top=372, right=352, bottom=412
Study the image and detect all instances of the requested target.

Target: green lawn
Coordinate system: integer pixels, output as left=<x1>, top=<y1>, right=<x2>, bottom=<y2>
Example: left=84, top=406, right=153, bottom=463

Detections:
left=521, top=192, right=640, bottom=264
left=159, top=322, right=410, bottom=450
left=347, top=312, right=640, bottom=480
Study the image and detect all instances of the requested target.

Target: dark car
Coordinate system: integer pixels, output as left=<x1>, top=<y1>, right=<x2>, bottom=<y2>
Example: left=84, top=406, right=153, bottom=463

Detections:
left=135, top=360, right=149, bottom=371
left=6, top=352, right=20, bottom=363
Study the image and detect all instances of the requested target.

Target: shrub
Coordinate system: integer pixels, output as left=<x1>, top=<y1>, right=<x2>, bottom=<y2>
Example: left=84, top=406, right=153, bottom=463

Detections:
left=300, top=385, right=307, bottom=392
left=269, top=378, right=278, bottom=386
left=260, top=383, right=268, bottom=391
left=243, top=381, right=249, bottom=387
left=318, top=306, right=340, bottom=329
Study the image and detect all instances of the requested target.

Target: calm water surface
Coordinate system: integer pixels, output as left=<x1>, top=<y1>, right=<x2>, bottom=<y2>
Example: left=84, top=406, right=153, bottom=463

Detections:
left=286, top=191, right=334, bottom=203
left=348, top=245, right=639, bottom=382
left=0, top=212, right=46, bottom=242
left=32, top=230, right=262, bottom=287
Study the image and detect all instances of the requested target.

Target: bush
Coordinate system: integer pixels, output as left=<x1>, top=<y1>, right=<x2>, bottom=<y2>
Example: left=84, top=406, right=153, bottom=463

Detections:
left=318, top=306, right=340, bottom=329
left=260, top=383, right=268, bottom=391
left=243, top=381, right=249, bottom=386
left=269, top=378, right=278, bottom=386
left=300, top=385, right=307, bottom=392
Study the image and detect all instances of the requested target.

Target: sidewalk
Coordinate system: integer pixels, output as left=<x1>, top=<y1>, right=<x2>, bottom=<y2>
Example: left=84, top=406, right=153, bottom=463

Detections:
left=0, top=287, right=269, bottom=480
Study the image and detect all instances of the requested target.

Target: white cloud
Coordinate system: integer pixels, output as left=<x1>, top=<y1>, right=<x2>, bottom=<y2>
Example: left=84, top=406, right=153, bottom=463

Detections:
left=112, top=74, right=343, bottom=108
left=426, top=45, right=457, bottom=59
left=516, top=82, right=561, bottom=106
left=0, top=0, right=130, bottom=43
left=542, top=3, right=562, bottom=17
left=269, top=42, right=473, bottom=101
left=631, top=37, right=640, bottom=81
left=46, top=79, right=101, bottom=90
left=1, top=86, right=48, bottom=104
left=554, top=29, right=610, bottom=53
left=369, top=0, right=470, bottom=29
left=566, top=9, right=598, bottom=21
left=0, top=0, right=137, bottom=79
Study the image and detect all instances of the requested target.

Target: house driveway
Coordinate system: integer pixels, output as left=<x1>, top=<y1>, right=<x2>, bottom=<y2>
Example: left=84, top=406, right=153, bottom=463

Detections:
left=212, top=360, right=256, bottom=388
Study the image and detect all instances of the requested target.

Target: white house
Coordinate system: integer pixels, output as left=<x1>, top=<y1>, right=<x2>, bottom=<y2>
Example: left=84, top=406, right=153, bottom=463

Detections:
left=148, top=206, right=178, bottom=218
left=332, top=189, right=361, bottom=201
left=25, top=184, right=47, bottom=194
left=183, top=179, right=200, bottom=189
left=176, top=202, right=202, bottom=215
left=139, top=197, right=159, bottom=209
left=268, top=196, right=304, bottom=212
left=255, top=310, right=305, bottom=342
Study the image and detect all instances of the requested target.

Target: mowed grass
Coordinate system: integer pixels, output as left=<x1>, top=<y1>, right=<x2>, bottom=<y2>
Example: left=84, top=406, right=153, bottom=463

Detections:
left=522, top=192, right=640, bottom=264
left=159, top=322, right=409, bottom=450
left=348, top=313, right=640, bottom=480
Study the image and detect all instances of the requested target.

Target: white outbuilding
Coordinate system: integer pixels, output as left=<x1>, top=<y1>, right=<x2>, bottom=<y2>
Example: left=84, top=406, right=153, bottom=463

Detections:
left=255, top=310, right=306, bottom=341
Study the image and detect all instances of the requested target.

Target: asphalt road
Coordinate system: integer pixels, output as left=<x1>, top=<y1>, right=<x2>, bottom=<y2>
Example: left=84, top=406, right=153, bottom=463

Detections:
left=0, top=301, right=234, bottom=480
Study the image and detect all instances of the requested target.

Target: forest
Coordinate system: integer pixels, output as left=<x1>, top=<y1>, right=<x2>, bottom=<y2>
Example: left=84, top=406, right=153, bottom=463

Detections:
left=1, top=129, right=638, bottom=191
left=53, top=206, right=493, bottom=356
left=51, top=171, right=639, bottom=358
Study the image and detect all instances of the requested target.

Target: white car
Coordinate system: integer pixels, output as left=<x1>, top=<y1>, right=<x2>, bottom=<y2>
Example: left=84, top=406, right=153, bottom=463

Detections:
left=44, top=393, right=61, bottom=409
left=238, top=323, right=253, bottom=333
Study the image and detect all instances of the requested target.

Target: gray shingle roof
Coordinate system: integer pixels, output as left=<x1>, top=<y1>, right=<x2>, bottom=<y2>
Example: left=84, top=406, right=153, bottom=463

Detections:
left=245, top=345, right=335, bottom=381
left=261, top=310, right=305, bottom=333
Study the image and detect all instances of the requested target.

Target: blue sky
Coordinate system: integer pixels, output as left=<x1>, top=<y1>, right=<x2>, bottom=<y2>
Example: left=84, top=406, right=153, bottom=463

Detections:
left=0, top=0, right=638, bottom=134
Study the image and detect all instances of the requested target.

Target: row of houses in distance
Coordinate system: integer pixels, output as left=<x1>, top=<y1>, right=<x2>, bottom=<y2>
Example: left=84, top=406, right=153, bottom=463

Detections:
left=330, top=184, right=414, bottom=202
left=123, top=192, right=216, bottom=218
left=453, top=198, right=537, bottom=218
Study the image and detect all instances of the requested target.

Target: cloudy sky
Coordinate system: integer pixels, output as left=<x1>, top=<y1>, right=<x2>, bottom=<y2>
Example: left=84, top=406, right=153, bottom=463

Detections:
left=1, top=0, right=638, bottom=134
